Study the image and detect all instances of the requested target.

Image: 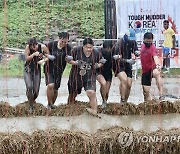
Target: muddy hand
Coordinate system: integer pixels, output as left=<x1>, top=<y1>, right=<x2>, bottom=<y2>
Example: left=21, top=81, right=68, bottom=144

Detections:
left=74, top=60, right=82, bottom=66
left=65, top=55, right=73, bottom=62
left=113, top=54, right=121, bottom=60
left=126, top=59, right=136, bottom=65
left=38, top=59, right=45, bottom=65
left=134, top=50, right=140, bottom=57
left=33, top=51, right=39, bottom=57
left=99, top=58, right=107, bottom=64
left=48, top=55, right=55, bottom=61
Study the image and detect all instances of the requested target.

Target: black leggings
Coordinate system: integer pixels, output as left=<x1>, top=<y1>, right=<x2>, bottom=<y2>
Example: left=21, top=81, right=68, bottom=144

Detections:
left=24, top=68, right=41, bottom=104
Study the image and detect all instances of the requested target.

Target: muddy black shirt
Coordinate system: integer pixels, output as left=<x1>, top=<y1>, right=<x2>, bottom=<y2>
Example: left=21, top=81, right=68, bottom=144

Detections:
left=100, top=48, right=112, bottom=74
left=24, top=44, right=43, bottom=73
left=45, top=41, right=71, bottom=76
left=113, top=38, right=138, bottom=59
left=69, top=46, right=102, bottom=84
left=112, top=38, right=138, bottom=75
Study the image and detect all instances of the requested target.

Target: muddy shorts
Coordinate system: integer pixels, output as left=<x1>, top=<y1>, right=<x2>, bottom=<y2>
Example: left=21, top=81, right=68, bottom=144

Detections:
left=68, top=79, right=96, bottom=94
left=113, top=63, right=132, bottom=78
left=102, top=70, right=113, bottom=82
left=45, top=72, right=62, bottom=90
left=141, top=70, right=153, bottom=86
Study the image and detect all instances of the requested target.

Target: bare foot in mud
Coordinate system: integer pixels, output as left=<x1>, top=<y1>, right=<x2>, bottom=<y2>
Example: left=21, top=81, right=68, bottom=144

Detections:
left=86, top=108, right=101, bottom=118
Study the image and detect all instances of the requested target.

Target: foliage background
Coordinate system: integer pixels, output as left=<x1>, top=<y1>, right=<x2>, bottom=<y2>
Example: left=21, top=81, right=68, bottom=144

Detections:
left=0, top=0, right=104, bottom=49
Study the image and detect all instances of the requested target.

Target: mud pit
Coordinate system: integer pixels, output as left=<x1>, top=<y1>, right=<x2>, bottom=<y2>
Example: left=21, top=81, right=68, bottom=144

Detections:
left=0, top=77, right=180, bottom=106
left=0, top=114, right=180, bottom=154
left=0, top=77, right=180, bottom=153
left=0, top=101, right=179, bottom=154
left=0, top=112, right=180, bottom=134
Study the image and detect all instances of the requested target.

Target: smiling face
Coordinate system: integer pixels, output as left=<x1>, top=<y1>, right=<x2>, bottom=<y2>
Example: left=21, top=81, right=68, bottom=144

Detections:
left=83, top=43, right=94, bottom=53
left=58, top=37, right=68, bottom=48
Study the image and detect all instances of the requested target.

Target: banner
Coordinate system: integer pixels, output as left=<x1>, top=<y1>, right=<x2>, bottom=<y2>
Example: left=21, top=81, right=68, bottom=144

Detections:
left=115, top=0, right=180, bottom=67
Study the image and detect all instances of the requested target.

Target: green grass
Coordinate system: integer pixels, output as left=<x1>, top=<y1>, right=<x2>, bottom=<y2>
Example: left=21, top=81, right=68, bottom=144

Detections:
left=169, top=68, right=180, bottom=75
left=136, top=68, right=180, bottom=76
left=0, top=0, right=104, bottom=48
left=0, top=57, right=24, bottom=77
left=0, top=57, right=71, bottom=78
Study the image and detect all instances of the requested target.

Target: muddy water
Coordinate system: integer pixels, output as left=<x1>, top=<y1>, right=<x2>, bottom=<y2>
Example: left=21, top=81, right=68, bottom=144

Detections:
left=0, top=77, right=180, bottom=106
left=0, top=113, right=179, bottom=135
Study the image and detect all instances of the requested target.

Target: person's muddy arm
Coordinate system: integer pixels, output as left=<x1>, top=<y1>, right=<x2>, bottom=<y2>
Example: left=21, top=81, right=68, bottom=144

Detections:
left=153, top=55, right=161, bottom=71
left=67, top=58, right=81, bottom=66
left=25, top=45, right=39, bottom=62
left=41, top=44, right=50, bottom=62
left=66, top=47, right=80, bottom=65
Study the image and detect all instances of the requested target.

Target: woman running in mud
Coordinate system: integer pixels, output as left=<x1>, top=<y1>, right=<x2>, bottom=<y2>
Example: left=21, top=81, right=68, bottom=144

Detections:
left=24, top=37, right=49, bottom=113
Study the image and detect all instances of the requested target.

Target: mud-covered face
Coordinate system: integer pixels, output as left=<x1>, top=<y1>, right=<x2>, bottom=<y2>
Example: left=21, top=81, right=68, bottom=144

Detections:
left=30, top=43, right=38, bottom=51
left=58, top=37, right=68, bottom=48
left=83, top=44, right=93, bottom=53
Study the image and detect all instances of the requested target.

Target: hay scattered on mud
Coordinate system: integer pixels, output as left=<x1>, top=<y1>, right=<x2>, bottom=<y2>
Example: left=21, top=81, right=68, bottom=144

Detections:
left=94, top=126, right=180, bottom=154
left=0, top=132, right=31, bottom=154
left=99, top=100, right=180, bottom=115
left=31, top=129, right=93, bottom=154
left=0, top=127, right=179, bottom=154
left=0, top=100, right=180, bottom=117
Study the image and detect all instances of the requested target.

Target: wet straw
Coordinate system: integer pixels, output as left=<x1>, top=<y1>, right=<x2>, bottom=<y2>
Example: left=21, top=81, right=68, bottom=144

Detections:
left=2, top=0, right=10, bottom=136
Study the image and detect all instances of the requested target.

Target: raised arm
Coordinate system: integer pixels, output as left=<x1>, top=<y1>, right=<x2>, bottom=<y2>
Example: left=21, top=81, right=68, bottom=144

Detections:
left=25, top=45, right=39, bottom=62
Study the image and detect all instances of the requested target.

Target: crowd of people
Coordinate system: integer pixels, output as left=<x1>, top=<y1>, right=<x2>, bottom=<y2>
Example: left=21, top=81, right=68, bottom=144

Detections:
left=24, top=21, right=176, bottom=116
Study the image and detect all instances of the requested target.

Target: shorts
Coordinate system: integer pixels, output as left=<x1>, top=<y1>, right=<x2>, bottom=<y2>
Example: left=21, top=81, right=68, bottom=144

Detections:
left=162, top=47, right=171, bottom=55
left=68, top=79, right=96, bottom=95
left=141, top=70, right=153, bottom=86
left=45, top=72, right=62, bottom=90
left=102, top=70, right=113, bottom=82
left=113, top=63, right=132, bottom=78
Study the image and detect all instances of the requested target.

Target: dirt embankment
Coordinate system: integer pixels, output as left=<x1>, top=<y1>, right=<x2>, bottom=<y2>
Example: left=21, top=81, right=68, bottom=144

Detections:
left=0, top=100, right=180, bottom=117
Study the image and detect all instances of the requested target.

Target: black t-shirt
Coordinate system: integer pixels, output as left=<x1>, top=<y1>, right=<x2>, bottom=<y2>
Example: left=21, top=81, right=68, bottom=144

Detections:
left=25, top=44, right=42, bottom=73
left=45, top=41, right=71, bottom=76
left=69, top=46, right=102, bottom=83
left=101, top=48, right=112, bottom=73
left=113, top=38, right=138, bottom=59
left=113, top=38, right=138, bottom=67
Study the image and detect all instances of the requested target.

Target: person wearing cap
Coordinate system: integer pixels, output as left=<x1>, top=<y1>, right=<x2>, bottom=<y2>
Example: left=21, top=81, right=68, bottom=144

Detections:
left=96, top=40, right=113, bottom=108
left=44, top=32, right=71, bottom=109
left=140, top=32, right=163, bottom=101
left=112, top=28, right=138, bottom=103
left=66, top=38, right=105, bottom=117
left=24, top=37, right=50, bottom=113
